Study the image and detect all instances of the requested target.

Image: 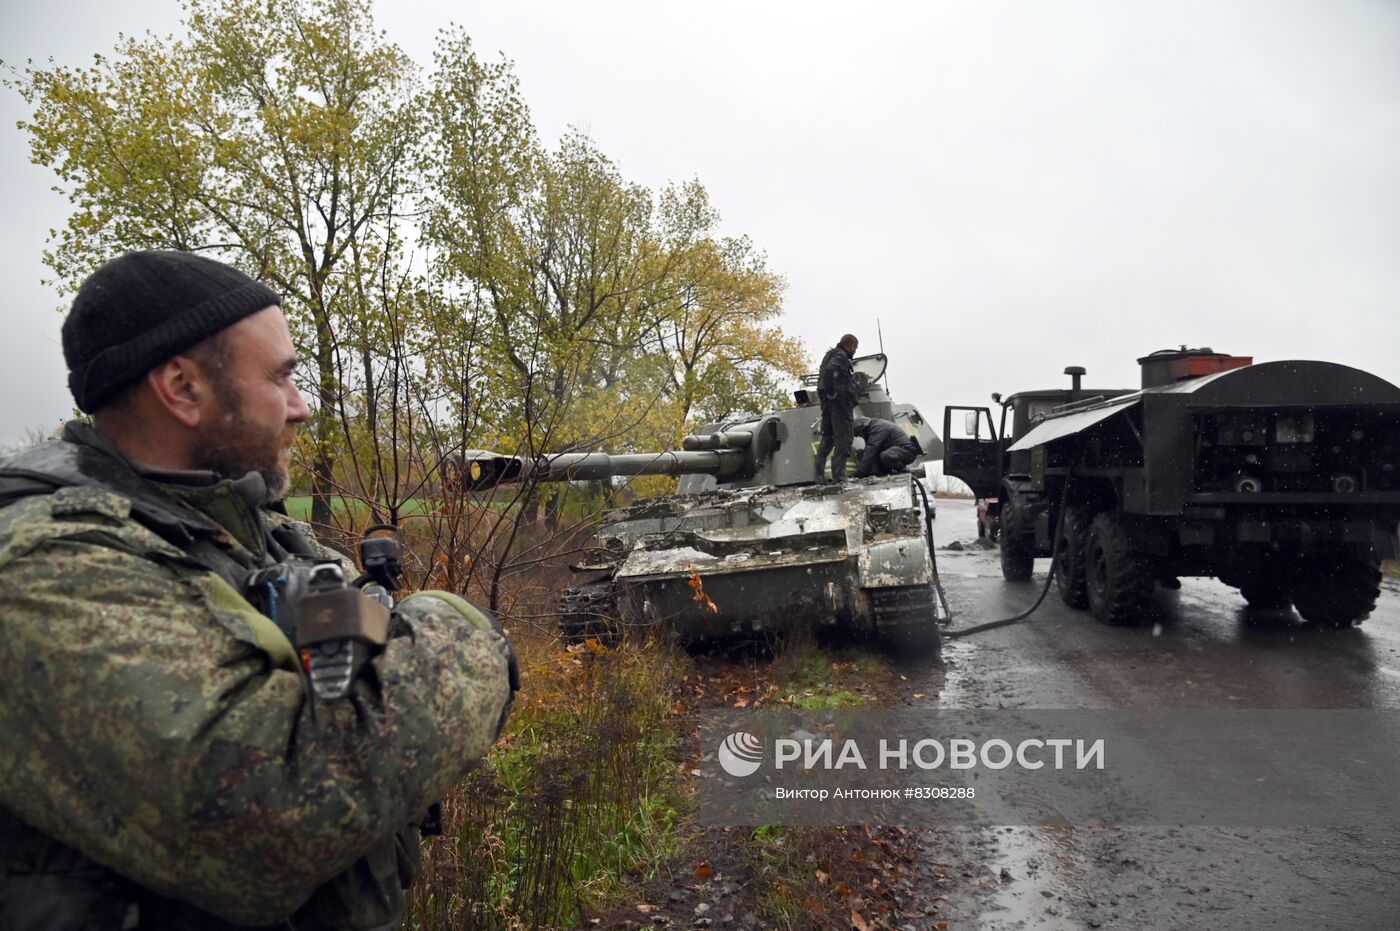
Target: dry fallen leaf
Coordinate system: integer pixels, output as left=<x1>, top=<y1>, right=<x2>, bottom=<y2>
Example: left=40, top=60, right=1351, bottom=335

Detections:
left=695, top=861, right=713, bottom=879
left=815, top=869, right=829, bottom=885
left=851, top=911, right=871, bottom=931
left=687, top=570, right=719, bottom=613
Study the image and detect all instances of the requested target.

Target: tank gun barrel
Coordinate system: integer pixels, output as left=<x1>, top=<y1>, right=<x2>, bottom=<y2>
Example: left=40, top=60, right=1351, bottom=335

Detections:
left=457, top=448, right=748, bottom=491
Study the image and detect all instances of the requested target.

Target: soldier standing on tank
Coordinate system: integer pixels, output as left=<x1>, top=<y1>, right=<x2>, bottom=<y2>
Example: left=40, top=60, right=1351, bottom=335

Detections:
left=0, top=250, right=519, bottom=930
left=813, top=333, right=860, bottom=483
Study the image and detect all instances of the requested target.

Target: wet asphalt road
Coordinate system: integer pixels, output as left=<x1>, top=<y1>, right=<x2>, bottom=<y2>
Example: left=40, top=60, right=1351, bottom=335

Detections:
left=915, top=498, right=1400, bottom=930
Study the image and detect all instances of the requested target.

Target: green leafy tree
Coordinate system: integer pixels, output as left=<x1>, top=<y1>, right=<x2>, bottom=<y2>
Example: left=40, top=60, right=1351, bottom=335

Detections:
left=10, top=0, right=808, bottom=607
left=10, top=0, right=425, bottom=525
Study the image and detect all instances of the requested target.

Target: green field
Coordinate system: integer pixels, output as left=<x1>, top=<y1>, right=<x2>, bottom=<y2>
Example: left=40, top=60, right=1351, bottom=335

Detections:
left=283, top=496, right=433, bottom=523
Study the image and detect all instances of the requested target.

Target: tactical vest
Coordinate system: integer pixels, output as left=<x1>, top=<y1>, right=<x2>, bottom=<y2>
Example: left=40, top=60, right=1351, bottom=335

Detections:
left=817, top=345, right=855, bottom=403
left=0, top=429, right=402, bottom=931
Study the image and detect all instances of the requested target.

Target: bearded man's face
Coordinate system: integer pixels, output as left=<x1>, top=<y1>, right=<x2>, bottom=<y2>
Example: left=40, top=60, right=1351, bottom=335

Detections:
left=190, top=307, right=308, bottom=501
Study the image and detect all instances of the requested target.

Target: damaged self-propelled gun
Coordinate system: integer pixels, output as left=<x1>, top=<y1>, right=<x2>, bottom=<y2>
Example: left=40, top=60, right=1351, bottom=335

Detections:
left=944, top=348, right=1400, bottom=627
left=459, top=354, right=948, bottom=654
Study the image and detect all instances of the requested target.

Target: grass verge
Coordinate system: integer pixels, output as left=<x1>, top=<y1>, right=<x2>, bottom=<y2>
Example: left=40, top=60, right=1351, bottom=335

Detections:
left=406, top=628, right=908, bottom=929
left=771, top=638, right=897, bottom=709
left=407, top=637, right=691, bottom=929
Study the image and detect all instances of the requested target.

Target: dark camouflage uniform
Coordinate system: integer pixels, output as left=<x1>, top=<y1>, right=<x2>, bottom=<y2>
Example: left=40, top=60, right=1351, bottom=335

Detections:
left=814, top=344, right=859, bottom=481
left=852, top=416, right=921, bottom=478
left=0, top=424, right=511, bottom=929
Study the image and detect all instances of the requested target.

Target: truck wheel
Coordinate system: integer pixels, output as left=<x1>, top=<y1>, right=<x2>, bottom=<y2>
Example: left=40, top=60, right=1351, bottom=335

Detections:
left=1053, top=506, right=1092, bottom=609
left=1292, top=558, right=1381, bottom=628
left=1084, top=512, right=1152, bottom=626
left=999, top=492, right=1034, bottom=582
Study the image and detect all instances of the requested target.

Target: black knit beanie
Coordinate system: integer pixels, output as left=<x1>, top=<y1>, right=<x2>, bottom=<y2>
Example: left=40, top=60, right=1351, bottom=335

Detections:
left=62, top=250, right=282, bottom=413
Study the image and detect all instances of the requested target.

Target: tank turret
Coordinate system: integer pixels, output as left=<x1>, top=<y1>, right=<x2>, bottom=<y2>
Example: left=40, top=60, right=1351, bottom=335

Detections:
left=460, top=354, right=943, bottom=494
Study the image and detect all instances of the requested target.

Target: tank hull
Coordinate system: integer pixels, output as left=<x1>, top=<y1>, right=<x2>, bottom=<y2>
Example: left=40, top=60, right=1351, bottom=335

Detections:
left=456, top=353, right=946, bottom=653
left=562, top=474, right=944, bottom=651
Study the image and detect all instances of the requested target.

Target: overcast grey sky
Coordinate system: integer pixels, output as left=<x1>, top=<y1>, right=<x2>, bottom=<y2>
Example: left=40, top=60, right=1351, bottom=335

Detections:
left=3, top=0, right=1398, bottom=448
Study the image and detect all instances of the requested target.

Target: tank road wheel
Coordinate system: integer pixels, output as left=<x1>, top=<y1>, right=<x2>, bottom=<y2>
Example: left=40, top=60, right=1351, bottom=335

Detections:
left=1083, top=512, right=1152, bottom=626
left=1052, top=506, right=1092, bottom=609
left=1291, top=557, right=1382, bottom=629
left=872, top=585, right=942, bottom=658
left=999, top=492, right=1035, bottom=582
left=558, top=580, right=618, bottom=643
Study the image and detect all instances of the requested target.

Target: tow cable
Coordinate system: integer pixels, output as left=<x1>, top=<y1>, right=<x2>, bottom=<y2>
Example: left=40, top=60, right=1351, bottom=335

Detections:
left=915, top=468, right=1075, bottom=640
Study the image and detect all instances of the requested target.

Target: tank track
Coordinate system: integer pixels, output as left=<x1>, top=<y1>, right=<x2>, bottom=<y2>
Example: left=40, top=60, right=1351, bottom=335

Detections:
left=870, top=584, right=942, bottom=655
left=557, top=579, right=618, bottom=643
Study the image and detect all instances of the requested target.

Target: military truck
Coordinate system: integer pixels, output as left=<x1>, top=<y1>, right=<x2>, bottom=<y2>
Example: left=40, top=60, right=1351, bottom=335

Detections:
left=943, top=348, right=1400, bottom=627
left=460, top=354, right=948, bottom=652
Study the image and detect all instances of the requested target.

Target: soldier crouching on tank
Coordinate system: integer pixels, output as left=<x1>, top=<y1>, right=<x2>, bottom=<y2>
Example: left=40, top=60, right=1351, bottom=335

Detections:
left=813, top=333, right=860, bottom=483
left=852, top=416, right=922, bottom=478
left=0, top=250, right=519, bottom=931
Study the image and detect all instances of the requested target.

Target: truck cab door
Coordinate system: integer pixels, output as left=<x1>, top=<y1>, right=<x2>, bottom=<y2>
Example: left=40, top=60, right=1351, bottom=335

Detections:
left=942, top=406, right=1002, bottom=498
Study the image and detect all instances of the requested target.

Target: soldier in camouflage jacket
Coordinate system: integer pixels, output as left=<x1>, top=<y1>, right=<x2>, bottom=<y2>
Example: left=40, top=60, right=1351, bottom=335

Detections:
left=0, top=251, right=516, bottom=930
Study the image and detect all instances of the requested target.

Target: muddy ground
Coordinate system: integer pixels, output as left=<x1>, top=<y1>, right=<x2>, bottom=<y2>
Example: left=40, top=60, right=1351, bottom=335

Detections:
left=595, top=497, right=1400, bottom=930
left=921, top=498, right=1400, bottom=930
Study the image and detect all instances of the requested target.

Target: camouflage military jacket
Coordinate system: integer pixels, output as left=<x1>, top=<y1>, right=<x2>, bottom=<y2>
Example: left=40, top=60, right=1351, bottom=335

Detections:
left=0, top=424, right=511, bottom=928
